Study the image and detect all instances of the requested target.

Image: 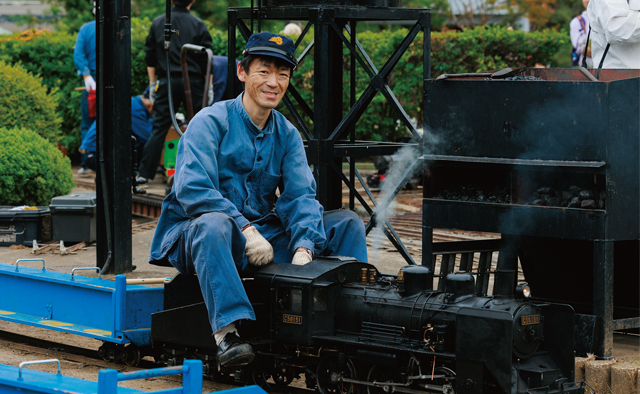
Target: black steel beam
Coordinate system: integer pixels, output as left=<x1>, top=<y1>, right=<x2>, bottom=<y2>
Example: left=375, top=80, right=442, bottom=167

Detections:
left=96, top=0, right=132, bottom=274
left=593, top=240, right=614, bottom=357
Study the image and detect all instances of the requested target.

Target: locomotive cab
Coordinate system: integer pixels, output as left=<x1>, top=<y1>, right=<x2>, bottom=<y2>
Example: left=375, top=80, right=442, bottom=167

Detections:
left=249, top=256, right=375, bottom=346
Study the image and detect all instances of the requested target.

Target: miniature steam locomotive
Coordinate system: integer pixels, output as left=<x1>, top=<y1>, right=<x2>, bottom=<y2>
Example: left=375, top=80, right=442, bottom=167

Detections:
left=151, top=257, right=584, bottom=394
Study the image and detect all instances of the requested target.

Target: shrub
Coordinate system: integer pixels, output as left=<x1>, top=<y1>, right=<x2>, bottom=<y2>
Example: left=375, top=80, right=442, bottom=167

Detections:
left=0, top=30, right=80, bottom=148
left=0, top=60, right=63, bottom=143
left=0, top=127, right=75, bottom=206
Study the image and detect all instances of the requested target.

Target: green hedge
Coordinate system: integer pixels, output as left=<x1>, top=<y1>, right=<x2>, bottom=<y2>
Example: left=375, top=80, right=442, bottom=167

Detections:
left=0, top=126, right=74, bottom=206
left=0, top=60, right=62, bottom=143
left=0, top=23, right=566, bottom=146
left=0, top=30, right=81, bottom=151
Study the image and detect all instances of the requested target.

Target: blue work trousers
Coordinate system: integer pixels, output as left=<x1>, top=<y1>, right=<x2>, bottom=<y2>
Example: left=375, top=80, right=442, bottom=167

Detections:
left=168, top=209, right=367, bottom=333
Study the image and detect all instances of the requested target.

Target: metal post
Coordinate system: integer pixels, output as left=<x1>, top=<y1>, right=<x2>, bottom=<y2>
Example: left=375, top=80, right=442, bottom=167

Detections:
left=227, top=9, right=238, bottom=101
left=593, top=239, right=614, bottom=356
left=312, top=8, right=344, bottom=210
left=96, top=0, right=132, bottom=274
left=97, top=369, right=119, bottom=394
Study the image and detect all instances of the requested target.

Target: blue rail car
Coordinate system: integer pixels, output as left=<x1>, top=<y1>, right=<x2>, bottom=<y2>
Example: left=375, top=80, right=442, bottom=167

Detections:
left=0, top=260, right=164, bottom=365
left=0, top=359, right=266, bottom=394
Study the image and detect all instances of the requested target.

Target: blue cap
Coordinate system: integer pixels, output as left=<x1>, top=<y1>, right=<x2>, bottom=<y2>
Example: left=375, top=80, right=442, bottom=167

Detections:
left=242, top=32, right=298, bottom=70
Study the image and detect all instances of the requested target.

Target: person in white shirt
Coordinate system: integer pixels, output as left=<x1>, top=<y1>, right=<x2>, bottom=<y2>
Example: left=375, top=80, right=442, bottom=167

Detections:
left=587, top=0, right=640, bottom=68
left=570, top=0, right=592, bottom=67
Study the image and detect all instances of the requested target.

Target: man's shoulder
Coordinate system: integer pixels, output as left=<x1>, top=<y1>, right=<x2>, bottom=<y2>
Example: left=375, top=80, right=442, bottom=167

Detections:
left=79, top=20, right=96, bottom=32
left=271, top=109, right=298, bottom=134
left=151, top=13, right=166, bottom=25
left=189, top=102, right=233, bottom=132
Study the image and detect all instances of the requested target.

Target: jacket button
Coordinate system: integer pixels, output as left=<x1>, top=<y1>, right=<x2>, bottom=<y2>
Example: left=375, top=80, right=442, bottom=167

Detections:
left=257, top=156, right=262, bottom=161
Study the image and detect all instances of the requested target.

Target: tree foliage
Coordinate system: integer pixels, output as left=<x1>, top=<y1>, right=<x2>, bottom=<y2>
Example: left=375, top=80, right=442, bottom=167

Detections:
left=285, top=25, right=566, bottom=141
left=0, top=21, right=565, bottom=147
left=0, top=126, right=74, bottom=206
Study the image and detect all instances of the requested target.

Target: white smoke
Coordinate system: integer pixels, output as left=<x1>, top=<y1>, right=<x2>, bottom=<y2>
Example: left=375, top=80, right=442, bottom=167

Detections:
left=370, top=128, right=441, bottom=263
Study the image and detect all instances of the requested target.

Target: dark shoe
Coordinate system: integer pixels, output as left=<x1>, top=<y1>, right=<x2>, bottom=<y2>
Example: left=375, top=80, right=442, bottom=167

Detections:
left=216, top=333, right=255, bottom=369
left=135, top=175, right=147, bottom=185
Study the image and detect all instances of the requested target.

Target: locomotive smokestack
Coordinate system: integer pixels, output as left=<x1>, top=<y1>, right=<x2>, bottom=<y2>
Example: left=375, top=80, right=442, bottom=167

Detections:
left=494, top=270, right=516, bottom=297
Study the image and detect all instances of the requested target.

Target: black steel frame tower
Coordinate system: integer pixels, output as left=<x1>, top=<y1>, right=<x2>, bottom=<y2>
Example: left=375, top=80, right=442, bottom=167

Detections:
left=228, top=3, right=431, bottom=266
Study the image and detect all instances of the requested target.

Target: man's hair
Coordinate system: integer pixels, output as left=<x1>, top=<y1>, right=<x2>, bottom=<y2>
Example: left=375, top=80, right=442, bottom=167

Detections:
left=239, top=54, right=294, bottom=75
left=173, top=0, right=190, bottom=7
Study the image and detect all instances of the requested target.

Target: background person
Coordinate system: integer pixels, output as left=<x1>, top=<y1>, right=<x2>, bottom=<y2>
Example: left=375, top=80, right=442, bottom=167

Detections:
left=587, top=0, right=640, bottom=68
left=79, top=90, right=153, bottom=172
left=147, top=32, right=368, bottom=369
left=570, top=0, right=592, bottom=67
left=137, top=0, right=212, bottom=184
left=73, top=3, right=96, bottom=175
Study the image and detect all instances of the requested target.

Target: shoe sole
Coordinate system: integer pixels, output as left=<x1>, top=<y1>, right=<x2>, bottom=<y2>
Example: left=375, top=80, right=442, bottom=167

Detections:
left=218, top=344, right=255, bottom=368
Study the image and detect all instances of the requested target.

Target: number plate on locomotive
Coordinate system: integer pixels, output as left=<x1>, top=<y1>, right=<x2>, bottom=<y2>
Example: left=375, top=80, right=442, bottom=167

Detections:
left=521, top=315, right=540, bottom=325
left=283, top=314, right=302, bottom=325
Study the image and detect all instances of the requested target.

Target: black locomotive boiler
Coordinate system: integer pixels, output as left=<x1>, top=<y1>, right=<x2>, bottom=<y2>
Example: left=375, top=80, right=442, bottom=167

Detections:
left=150, top=257, right=584, bottom=394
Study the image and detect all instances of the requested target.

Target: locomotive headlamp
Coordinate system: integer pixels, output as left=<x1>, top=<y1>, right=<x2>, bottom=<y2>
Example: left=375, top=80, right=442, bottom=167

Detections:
left=516, top=282, right=531, bottom=299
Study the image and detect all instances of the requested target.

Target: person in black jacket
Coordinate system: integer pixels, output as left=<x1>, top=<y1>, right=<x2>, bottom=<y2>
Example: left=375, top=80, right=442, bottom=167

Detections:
left=137, top=0, right=212, bottom=184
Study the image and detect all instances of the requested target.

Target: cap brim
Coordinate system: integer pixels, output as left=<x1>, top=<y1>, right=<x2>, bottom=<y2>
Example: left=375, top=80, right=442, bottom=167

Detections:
left=246, top=50, right=297, bottom=70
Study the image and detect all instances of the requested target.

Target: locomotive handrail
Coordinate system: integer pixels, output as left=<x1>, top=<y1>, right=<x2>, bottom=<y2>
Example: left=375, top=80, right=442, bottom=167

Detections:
left=71, top=267, right=102, bottom=281
left=15, top=258, right=46, bottom=272
left=18, top=359, right=61, bottom=380
left=420, top=154, right=606, bottom=168
left=98, top=359, right=202, bottom=394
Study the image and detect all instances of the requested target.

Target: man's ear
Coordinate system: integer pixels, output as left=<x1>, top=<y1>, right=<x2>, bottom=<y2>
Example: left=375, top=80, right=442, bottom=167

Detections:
left=237, top=62, right=246, bottom=83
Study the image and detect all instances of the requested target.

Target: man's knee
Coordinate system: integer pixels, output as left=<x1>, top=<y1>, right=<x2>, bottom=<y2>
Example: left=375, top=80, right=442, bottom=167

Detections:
left=327, top=209, right=365, bottom=234
left=192, top=212, right=237, bottom=237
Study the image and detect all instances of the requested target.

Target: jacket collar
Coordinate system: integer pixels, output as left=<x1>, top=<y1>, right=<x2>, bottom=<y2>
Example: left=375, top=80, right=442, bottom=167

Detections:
left=234, top=93, right=274, bottom=135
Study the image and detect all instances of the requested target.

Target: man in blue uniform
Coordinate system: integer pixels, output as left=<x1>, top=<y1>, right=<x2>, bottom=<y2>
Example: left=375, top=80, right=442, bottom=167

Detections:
left=73, top=4, right=96, bottom=175
left=148, top=32, right=368, bottom=369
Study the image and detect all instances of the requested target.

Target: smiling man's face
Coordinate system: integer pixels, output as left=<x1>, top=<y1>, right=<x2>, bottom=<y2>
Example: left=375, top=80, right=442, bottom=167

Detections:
left=238, top=58, right=291, bottom=121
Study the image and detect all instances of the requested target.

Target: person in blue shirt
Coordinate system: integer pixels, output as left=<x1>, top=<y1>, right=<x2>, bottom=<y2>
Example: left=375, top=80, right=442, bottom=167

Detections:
left=73, top=3, right=97, bottom=175
left=80, top=90, right=153, bottom=172
left=210, top=55, right=242, bottom=105
left=148, top=32, right=368, bottom=369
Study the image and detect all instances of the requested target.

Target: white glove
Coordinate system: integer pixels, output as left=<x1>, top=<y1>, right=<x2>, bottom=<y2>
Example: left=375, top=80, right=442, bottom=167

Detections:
left=84, top=75, right=96, bottom=92
left=291, top=248, right=312, bottom=266
left=243, top=226, right=273, bottom=266
left=149, top=81, right=157, bottom=104
left=207, top=84, right=214, bottom=106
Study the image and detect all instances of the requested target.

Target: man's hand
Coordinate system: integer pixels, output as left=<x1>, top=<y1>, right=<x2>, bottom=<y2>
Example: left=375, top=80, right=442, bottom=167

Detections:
left=291, top=247, right=312, bottom=266
left=243, top=225, right=273, bottom=266
left=84, top=75, right=96, bottom=92
left=149, top=81, right=157, bottom=104
left=207, top=84, right=214, bottom=106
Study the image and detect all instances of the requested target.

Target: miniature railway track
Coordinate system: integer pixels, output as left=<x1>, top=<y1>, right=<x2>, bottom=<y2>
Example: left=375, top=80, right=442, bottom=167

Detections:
left=0, top=328, right=312, bottom=394
left=80, top=181, right=498, bottom=245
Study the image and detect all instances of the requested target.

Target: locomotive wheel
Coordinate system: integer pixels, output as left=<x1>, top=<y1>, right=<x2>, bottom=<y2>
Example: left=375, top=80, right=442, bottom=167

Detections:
left=121, top=344, right=141, bottom=367
left=98, top=342, right=116, bottom=362
left=366, top=365, right=401, bottom=394
left=250, top=367, right=292, bottom=391
left=316, top=355, right=356, bottom=394
left=208, top=370, right=232, bottom=383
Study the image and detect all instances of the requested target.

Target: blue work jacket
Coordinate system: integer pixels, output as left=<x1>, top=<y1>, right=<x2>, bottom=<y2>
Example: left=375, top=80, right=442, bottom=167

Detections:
left=149, top=94, right=326, bottom=263
left=73, top=20, right=96, bottom=77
